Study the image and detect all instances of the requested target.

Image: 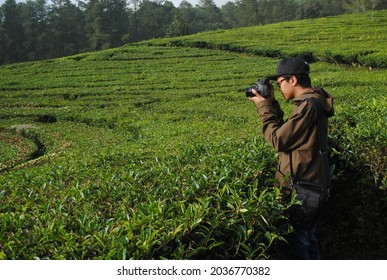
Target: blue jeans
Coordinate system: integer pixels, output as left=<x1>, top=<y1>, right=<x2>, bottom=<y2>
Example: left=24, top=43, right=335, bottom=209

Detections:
left=286, top=224, right=320, bottom=260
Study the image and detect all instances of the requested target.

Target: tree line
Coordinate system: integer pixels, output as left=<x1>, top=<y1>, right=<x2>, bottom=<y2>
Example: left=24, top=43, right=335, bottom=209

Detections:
left=0, top=0, right=386, bottom=65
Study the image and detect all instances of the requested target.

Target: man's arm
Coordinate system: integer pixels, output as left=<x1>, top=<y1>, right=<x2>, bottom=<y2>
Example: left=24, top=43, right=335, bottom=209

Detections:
left=255, top=99, right=315, bottom=153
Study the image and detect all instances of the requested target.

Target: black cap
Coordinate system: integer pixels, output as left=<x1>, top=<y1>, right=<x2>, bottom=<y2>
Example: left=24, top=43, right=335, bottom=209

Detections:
left=267, top=57, right=310, bottom=80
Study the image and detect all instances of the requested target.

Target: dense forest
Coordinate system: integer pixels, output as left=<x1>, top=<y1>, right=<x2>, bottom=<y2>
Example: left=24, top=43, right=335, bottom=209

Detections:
left=0, top=0, right=386, bottom=65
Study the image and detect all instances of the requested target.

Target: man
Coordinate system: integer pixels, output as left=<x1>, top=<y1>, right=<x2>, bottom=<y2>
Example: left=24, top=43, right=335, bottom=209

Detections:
left=248, top=57, right=334, bottom=259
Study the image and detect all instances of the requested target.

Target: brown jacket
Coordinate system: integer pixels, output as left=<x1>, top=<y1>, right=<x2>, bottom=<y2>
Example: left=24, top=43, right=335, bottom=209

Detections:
left=256, top=88, right=334, bottom=187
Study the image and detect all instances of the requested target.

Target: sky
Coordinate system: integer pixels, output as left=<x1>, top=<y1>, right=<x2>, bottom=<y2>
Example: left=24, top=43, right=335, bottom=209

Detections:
left=0, top=0, right=233, bottom=8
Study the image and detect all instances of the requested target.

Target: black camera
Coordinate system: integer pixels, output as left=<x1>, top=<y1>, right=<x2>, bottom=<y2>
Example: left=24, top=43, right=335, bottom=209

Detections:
left=245, top=78, right=271, bottom=98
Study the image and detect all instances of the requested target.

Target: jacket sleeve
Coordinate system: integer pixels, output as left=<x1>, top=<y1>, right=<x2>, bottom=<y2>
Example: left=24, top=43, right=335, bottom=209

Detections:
left=256, top=99, right=315, bottom=152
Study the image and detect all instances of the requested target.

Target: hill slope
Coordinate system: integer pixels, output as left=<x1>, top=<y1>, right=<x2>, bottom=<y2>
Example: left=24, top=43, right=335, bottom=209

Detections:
left=145, top=10, right=387, bottom=68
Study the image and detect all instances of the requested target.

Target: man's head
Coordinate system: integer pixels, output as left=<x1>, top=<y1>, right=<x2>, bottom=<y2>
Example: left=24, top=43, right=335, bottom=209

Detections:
left=268, top=57, right=310, bottom=80
left=268, top=58, right=312, bottom=100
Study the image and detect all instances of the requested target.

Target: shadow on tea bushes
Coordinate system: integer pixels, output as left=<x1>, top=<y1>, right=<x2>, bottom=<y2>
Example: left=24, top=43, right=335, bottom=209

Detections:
left=317, top=97, right=387, bottom=259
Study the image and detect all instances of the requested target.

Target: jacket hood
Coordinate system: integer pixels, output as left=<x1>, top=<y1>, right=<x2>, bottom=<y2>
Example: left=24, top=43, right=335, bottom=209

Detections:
left=293, top=87, right=334, bottom=118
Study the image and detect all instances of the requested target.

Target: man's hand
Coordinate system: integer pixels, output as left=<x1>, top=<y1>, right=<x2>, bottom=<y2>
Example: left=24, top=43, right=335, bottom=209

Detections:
left=248, top=83, right=275, bottom=104
left=267, top=80, right=275, bottom=100
left=249, top=88, right=267, bottom=104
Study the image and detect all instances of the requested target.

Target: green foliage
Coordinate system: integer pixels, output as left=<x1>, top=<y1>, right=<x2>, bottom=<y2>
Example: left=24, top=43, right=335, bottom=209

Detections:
left=330, top=96, right=386, bottom=187
left=0, top=136, right=289, bottom=259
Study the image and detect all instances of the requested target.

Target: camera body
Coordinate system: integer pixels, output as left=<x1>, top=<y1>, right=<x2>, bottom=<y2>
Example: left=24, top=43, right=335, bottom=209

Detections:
left=245, top=78, right=271, bottom=98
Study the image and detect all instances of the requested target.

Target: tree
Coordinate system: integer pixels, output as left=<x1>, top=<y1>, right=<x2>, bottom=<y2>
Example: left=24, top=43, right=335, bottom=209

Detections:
left=261, top=0, right=298, bottom=24
left=195, top=0, right=223, bottom=31
left=318, top=0, right=345, bottom=17
left=237, top=0, right=260, bottom=26
left=344, top=0, right=381, bottom=14
left=136, top=0, right=175, bottom=40
left=85, top=0, right=129, bottom=50
left=104, top=0, right=130, bottom=47
left=48, top=0, right=87, bottom=57
left=299, top=1, right=322, bottom=19
left=166, top=10, right=188, bottom=37
left=85, top=0, right=105, bottom=50
left=0, top=0, right=25, bottom=63
left=20, top=0, right=50, bottom=60
left=221, top=1, right=239, bottom=28
left=128, top=0, right=142, bottom=41
left=178, top=1, right=199, bottom=34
